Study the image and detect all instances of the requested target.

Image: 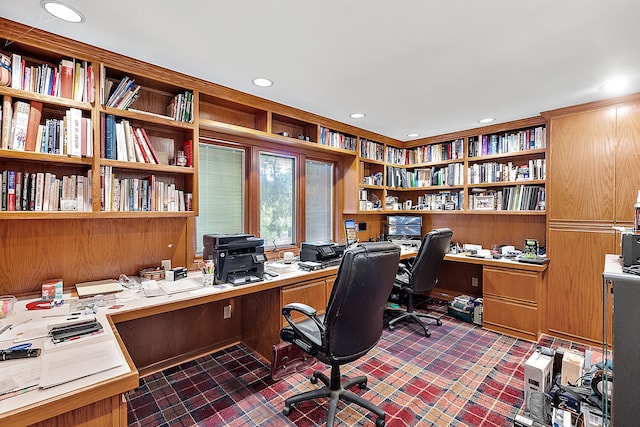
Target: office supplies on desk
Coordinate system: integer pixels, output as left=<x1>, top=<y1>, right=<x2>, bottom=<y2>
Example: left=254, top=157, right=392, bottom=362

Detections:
left=300, top=241, right=345, bottom=267
left=0, top=357, right=41, bottom=399
left=1, top=348, right=41, bottom=361
left=75, top=279, right=123, bottom=297
left=0, top=295, right=16, bottom=318
left=0, top=324, right=11, bottom=335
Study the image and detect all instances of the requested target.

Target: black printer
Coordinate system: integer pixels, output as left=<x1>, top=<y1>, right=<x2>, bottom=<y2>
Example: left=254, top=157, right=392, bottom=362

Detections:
left=203, top=234, right=266, bottom=285
left=300, top=241, right=346, bottom=268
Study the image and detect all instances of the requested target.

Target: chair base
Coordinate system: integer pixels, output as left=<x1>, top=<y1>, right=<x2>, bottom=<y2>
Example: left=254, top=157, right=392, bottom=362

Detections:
left=387, top=309, right=442, bottom=337
left=283, top=366, right=386, bottom=427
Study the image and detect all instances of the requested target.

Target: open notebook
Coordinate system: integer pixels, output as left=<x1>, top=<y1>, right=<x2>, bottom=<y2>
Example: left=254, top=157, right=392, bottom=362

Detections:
left=75, top=279, right=123, bottom=297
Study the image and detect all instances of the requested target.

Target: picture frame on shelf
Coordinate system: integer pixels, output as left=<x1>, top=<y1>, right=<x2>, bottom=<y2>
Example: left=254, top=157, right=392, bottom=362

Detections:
left=473, top=195, right=495, bottom=211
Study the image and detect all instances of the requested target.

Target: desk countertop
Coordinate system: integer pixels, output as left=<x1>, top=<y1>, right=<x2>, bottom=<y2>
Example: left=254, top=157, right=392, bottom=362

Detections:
left=444, top=253, right=549, bottom=272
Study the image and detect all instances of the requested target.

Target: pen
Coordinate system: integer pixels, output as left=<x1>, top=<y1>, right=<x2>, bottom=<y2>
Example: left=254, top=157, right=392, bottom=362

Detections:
left=9, top=319, right=32, bottom=330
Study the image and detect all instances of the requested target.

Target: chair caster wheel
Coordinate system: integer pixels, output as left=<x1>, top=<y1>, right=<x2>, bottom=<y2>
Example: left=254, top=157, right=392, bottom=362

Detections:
left=283, top=406, right=291, bottom=416
left=310, top=375, right=318, bottom=384
left=388, top=325, right=394, bottom=331
left=424, top=331, right=431, bottom=338
left=376, top=418, right=385, bottom=427
left=358, top=380, right=367, bottom=389
left=436, top=320, right=442, bottom=326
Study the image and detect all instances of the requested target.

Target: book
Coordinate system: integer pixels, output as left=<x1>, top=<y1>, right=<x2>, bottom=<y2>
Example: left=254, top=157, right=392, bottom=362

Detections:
left=1, top=95, right=11, bottom=149
left=10, top=53, right=21, bottom=89
left=183, top=139, right=193, bottom=167
left=67, top=108, right=82, bottom=157
left=10, top=100, right=30, bottom=150
left=24, top=101, right=43, bottom=152
left=14, top=171, right=22, bottom=211
left=7, top=170, right=15, bottom=211
left=59, top=59, right=74, bottom=99
left=138, top=128, right=159, bottom=164
left=105, top=114, right=116, bottom=160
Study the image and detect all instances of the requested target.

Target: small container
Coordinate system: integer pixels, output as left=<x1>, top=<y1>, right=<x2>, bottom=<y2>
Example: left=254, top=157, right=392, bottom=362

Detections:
left=140, top=267, right=165, bottom=281
left=202, top=273, right=214, bottom=287
left=176, top=150, right=187, bottom=167
left=0, top=295, right=17, bottom=318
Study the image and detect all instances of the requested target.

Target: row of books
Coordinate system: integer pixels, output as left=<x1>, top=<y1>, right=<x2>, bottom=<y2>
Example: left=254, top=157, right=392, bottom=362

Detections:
left=468, top=126, right=546, bottom=157
left=470, top=185, right=546, bottom=211
left=319, top=127, right=356, bottom=151
left=359, top=139, right=384, bottom=161
left=386, top=163, right=464, bottom=188
left=0, top=98, right=92, bottom=156
left=9, top=54, right=95, bottom=103
left=416, top=190, right=464, bottom=211
left=166, top=90, right=194, bottom=123
left=100, top=167, right=191, bottom=212
left=102, top=115, right=159, bottom=163
left=0, top=169, right=92, bottom=212
left=103, top=75, right=140, bottom=109
left=409, top=139, right=464, bottom=164
left=467, top=159, right=546, bottom=184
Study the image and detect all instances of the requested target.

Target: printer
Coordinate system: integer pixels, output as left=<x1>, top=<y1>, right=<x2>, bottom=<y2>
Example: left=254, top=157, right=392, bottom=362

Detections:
left=300, top=241, right=346, bottom=268
left=203, top=234, right=266, bottom=285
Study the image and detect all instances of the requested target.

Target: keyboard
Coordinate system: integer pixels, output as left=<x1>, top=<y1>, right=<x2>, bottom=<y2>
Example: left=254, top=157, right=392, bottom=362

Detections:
left=159, top=279, right=202, bottom=294
left=517, top=256, right=549, bottom=265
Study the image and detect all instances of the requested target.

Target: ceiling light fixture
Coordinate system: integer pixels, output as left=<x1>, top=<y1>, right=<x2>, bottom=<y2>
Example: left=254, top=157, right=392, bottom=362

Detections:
left=407, top=133, right=420, bottom=138
left=41, top=0, right=85, bottom=23
left=600, top=76, right=629, bottom=94
left=478, top=118, right=495, bottom=124
left=350, top=113, right=365, bottom=119
left=252, top=77, right=273, bottom=87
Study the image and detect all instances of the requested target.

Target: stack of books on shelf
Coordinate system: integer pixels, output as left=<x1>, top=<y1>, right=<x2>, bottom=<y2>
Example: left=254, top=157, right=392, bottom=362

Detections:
left=100, top=167, right=191, bottom=213
left=319, top=127, right=356, bottom=151
left=408, top=139, right=464, bottom=164
left=9, top=55, right=95, bottom=103
left=0, top=169, right=92, bottom=212
left=469, top=185, right=545, bottom=212
left=386, top=163, right=464, bottom=188
left=467, top=159, right=546, bottom=184
left=103, top=76, right=140, bottom=109
left=0, top=99, right=92, bottom=156
left=101, top=115, right=160, bottom=163
left=468, top=126, right=546, bottom=157
left=417, top=191, right=464, bottom=211
left=166, top=90, right=194, bottom=123
left=359, top=139, right=384, bottom=161
left=386, top=146, right=408, bottom=165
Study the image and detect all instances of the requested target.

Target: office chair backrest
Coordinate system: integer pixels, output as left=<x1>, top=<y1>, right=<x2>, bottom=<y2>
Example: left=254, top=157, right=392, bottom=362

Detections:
left=410, top=228, right=453, bottom=294
left=324, top=242, right=400, bottom=363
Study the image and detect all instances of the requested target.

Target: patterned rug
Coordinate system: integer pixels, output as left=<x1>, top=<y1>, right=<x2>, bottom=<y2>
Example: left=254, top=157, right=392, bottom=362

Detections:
left=126, top=304, right=598, bottom=426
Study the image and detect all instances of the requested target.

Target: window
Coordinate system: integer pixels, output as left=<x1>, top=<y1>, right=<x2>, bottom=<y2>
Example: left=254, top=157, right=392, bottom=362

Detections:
left=305, top=159, right=333, bottom=241
left=196, top=144, right=244, bottom=254
left=259, top=152, right=296, bottom=248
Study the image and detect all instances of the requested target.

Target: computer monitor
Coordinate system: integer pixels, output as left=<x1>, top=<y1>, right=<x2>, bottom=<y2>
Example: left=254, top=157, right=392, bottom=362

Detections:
left=344, top=219, right=357, bottom=246
left=387, top=215, right=422, bottom=240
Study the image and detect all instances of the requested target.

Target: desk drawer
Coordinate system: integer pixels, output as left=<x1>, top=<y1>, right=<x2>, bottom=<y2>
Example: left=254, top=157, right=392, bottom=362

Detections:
left=281, top=279, right=327, bottom=327
left=483, top=266, right=538, bottom=303
left=483, top=296, right=538, bottom=340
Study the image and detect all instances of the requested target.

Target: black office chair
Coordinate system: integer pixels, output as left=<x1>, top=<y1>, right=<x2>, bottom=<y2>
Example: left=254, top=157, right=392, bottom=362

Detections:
left=387, top=228, right=453, bottom=337
left=280, top=242, right=401, bottom=427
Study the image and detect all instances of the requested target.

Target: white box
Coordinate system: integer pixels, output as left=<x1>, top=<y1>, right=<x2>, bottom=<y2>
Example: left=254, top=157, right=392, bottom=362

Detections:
left=561, top=351, right=584, bottom=386
left=524, top=351, right=553, bottom=406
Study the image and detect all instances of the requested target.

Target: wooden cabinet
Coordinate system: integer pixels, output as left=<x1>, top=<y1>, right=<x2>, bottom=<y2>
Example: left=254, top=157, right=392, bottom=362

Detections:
left=280, top=276, right=336, bottom=327
left=543, top=95, right=640, bottom=345
left=482, top=265, right=544, bottom=341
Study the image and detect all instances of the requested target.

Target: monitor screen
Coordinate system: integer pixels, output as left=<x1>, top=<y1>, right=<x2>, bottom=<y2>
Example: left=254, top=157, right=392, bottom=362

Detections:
left=344, top=219, right=357, bottom=245
left=387, top=215, right=422, bottom=239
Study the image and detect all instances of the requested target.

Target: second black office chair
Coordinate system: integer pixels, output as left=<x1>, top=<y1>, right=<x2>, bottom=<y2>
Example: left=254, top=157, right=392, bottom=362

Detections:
left=387, top=228, right=453, bottom=337
left=280, top=242, right=401, bottom=427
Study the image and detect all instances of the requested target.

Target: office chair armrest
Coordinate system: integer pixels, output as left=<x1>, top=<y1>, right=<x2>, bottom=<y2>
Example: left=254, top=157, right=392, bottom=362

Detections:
left=397, top=263, right=411, bottom=277
left=282, top=303, right=326, bottom=337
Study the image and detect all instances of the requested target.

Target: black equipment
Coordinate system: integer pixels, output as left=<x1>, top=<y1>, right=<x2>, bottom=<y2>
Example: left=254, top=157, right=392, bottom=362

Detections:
left=203, top=234, right=266, bottom=285
left=300, top=241, right=346, bottom=268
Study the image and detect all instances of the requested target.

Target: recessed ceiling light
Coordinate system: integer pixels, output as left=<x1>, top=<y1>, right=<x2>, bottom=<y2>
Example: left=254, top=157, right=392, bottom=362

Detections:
left=41, top=0, right=85, bottom=23
left=252, top=77, right=273, bottom=87
left=350, top=113, right=365, bottom=119
left=478, top=118, right=495, bottom=124
left=407, top=133, right=420, bottom=138
left=600, top=76, right=629, bottom=93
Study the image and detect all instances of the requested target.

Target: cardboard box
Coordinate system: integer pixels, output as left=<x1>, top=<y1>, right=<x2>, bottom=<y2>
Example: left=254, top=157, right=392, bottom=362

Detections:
left=524, top=351, right=553, bottom=406
left=561, top=351, right=584, bottom=386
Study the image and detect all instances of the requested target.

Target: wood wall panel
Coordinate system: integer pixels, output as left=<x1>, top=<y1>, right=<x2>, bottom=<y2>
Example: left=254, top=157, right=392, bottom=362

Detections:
left=546, top=227, right=616, bottom=344
left=547, top=108, right=616, bottom=221
left=0, top=218, right=188, bottom=297
left=615, top=103, right=640, bottom=224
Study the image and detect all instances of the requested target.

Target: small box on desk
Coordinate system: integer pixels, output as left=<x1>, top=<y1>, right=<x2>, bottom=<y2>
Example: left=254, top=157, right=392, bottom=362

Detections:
left=165, top=267, right=187, bottom=281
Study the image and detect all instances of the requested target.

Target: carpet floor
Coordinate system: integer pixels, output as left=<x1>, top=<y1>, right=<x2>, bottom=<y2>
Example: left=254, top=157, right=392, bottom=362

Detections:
left=126, top=303, right=599, bottom=426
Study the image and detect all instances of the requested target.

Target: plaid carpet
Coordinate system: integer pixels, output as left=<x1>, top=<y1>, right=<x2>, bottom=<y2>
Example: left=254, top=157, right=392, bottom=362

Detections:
left=126, top=303, right=598, bottom=426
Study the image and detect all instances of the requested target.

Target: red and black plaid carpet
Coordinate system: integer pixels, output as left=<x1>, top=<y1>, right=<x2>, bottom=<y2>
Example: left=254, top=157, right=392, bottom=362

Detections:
left=126, top=305, right=597, bottom=426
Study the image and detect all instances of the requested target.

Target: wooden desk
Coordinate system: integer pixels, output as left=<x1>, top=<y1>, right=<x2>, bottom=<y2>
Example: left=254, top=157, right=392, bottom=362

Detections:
left=443, top=254, right=549, bottom=341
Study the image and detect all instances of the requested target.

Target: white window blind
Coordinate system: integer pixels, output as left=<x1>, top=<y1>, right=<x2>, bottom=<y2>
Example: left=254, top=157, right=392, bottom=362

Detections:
left=196, top=144, right=244, bottom=254
left=305, top=159, right=333, bottom=241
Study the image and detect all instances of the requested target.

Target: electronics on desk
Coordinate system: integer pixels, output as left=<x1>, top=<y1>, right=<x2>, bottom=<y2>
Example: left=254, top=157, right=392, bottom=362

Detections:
left=300, top=241, right=345, bottom=268
left=621, top=232, right=640, bottom=266
left=203, top=233, right=266, bottom=285
left=165, top=267, right=187, bottom=281
left=387, top=215, right=422, bottom=240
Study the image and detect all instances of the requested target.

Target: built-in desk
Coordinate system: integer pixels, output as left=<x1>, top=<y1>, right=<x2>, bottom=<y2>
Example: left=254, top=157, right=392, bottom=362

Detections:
left=442, top=254, right=548, bottom=341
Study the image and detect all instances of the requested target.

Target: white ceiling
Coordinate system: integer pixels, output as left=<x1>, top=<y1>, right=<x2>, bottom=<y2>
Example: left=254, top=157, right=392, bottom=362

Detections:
left=2, top=1, right=640, bottom=141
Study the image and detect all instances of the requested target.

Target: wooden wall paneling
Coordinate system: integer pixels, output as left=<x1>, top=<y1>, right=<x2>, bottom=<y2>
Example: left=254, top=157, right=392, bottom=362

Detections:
left=547, top=108, right=616, bottom=222
left=436, top=261, right=483, bottom=299
left=546, top=226, right=616, bottom=344
left=615, top=103, right=640, bottom=224
left=241, top=288, right=281, bottom=362
left=115, top=299, right=242, bottom=375
left=30, top=394, right=125, bottom=427
left=341, top=155, right=360, bottom=215
left=0, top=218, right=188, bottom=297
left=429, top=213, right=546, bottom=250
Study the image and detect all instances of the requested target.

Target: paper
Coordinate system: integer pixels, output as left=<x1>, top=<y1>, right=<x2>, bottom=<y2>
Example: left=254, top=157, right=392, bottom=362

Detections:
left=0, top=357, right=41, bottom=398
left=75, top=279, right=123, bottom=297
left=39, top=335, right=125, bottom=388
